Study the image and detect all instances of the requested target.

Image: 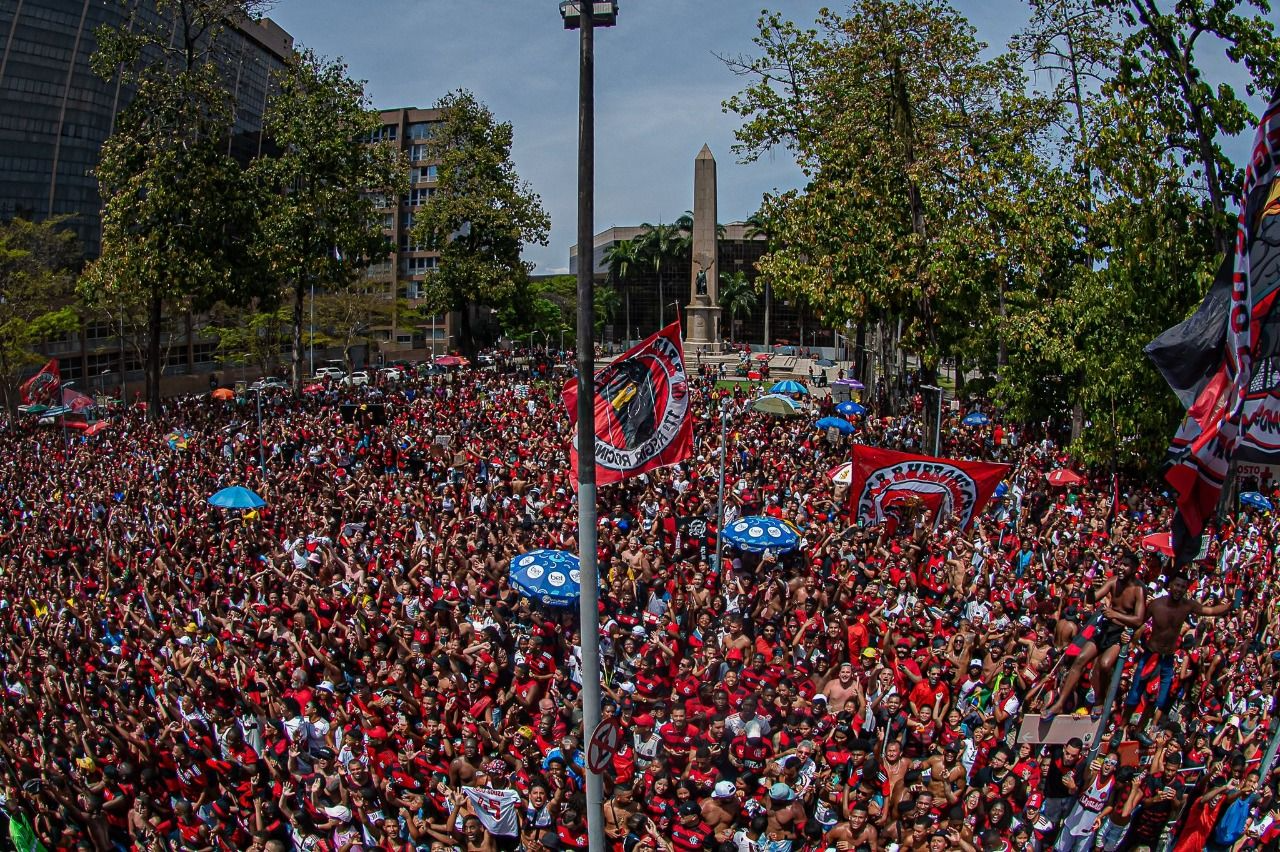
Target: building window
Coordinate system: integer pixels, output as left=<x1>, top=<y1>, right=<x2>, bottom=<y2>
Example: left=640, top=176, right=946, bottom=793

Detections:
left=410, top=144, right=428, bottom=162
left=409, top=188, right=435, bottom=207
left=401, top=256, right=437, bottom=275
left=408, top=122, right=435, bottom=140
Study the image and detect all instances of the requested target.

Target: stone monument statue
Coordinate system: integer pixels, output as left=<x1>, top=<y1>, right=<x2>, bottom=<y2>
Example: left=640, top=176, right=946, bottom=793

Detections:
left=684, top=145, right=722, bottom=352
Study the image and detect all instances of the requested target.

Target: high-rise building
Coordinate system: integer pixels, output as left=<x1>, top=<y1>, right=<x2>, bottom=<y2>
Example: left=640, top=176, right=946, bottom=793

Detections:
left=367, top=106, right=453, bottom=354
left=0, top=0, right=293, bottom=258
left=0, top=1, right=292, bottom=384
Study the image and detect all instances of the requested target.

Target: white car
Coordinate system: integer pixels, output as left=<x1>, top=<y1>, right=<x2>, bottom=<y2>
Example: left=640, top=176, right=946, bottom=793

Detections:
left=314, top=367, right=345, bottom=381
left=377, top=368, right=402, bottom=383
left=250, top=377, right=289, bottom=391
left=340, top=371, right=371, bottom=387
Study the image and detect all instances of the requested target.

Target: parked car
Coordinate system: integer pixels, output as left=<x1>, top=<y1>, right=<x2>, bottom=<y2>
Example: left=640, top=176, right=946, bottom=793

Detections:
left=249, top=377, right=289, bottom=391
left=314, top=367, right=345, bottom=381
left=376, top=368, right=402, bottom=383
left=340, top=371, right=370, bottom=387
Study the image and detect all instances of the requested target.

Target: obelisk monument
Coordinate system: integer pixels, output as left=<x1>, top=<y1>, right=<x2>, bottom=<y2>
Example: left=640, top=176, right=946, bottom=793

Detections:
left=684, top=144, right=721, bottom=353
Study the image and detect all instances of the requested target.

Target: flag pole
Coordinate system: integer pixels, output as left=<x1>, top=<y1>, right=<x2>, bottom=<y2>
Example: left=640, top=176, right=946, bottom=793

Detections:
left=571, top=4, right=605, bottom=852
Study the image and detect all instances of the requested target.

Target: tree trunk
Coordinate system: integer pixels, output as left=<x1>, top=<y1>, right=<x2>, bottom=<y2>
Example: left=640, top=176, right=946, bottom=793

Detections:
left=291, top=275, right=305, bottom=392
left=146, top=293, right=162, bottom=417
left=763, top=281, right=771, bottom=349
left=855, top=321, right=866, bottom=381
left=658, top=273, right=665, bottom=331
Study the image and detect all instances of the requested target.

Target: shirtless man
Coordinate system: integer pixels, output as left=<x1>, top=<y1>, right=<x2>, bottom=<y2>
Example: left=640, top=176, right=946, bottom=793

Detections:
left=700, top=781, right=741, bottom=833
left=603, top=783, right=637, bottom=846
left=1044, top=552, right=1146, bottom=719
left=823, top=662, right=863, bottom=710
left=764, top=783, right=805, bottom=852
left=826, top=803, right=878, bottom=852
left=1124, top=572, right=1232, bottom=732
left=922, top=741, right=967, bottom=808
left=448, top=737, right=484, bottom=787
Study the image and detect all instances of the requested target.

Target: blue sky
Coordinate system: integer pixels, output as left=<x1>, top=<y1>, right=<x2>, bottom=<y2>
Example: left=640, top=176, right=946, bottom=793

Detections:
left=264, top=1, right=1254, bottom=275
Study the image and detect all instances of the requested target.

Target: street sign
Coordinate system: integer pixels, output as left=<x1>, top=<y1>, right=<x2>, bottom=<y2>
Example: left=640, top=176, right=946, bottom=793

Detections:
left=587, top=718, right=622, bottom=774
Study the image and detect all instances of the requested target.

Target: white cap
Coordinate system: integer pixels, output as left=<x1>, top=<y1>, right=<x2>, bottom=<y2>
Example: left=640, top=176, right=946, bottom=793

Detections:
left=323, top=805, right=352, bottom=822
left=713, top=780, right=736, bottom=798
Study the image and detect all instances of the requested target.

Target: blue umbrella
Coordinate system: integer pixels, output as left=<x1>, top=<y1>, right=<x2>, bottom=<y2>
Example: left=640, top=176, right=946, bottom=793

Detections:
left=815, top=416, right=856, bottom=435
left=1241, top=491, right=1272, bottom=511
left=962, top=411, right=991, bottom=427
left=752, top=394, right=802, bottom=417
left=208, top=486, right=266, bottom=510
left=770, top=379, right=810, bottom=395
left=835, top=400, right=865, bottom=417
left=723, top=516, right=800, bottom=554
left=509, top=549, right=581, bottom=607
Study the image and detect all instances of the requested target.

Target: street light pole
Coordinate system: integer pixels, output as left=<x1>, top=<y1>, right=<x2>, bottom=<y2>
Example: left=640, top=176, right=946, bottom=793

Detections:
left=714, top=400, right=729, bottom=573
left=922, top=384, right=943, bottom=456
left=562, top=4, right=615, bottom=852
left=254, top=387, right=267, bottom=472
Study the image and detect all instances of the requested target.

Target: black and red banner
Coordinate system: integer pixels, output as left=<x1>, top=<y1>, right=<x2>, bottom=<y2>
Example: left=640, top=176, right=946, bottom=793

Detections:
left=563, top=321, right=693, bottom=488
left=19, top=359, right=60, bottom=406
left=848, top=446, right=1009, bottom=530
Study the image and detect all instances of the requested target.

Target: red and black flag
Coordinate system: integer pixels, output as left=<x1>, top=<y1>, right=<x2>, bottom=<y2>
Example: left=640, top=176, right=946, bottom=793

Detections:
left=19, top=359, right=60, bottom=406
left=846, top=445, right=1009, bottom=531
left=562, top=321, right=693, bottom=488
left=1148, top=94, right=1280, bottom=562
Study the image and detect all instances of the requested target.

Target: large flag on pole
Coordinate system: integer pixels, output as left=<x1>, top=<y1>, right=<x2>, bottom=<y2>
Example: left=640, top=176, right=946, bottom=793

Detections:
left=19, top=359, right=60, bottom=406
left=847, top=445, right=1009, bottom=530
left=1148, top=95, right=1280, bottom=560
left=562, top=321, right=693, bottom=488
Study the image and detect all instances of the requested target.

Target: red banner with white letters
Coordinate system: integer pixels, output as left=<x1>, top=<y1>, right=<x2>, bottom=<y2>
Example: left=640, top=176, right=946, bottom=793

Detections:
left=849, top=446, right=1009, bottom=530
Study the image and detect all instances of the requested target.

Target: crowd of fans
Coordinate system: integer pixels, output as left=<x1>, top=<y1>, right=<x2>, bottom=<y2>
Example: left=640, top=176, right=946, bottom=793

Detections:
left=0, top=356, right=1277, bottom=852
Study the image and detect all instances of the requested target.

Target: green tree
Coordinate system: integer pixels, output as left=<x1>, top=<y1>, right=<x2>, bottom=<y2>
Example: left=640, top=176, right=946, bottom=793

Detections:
left=412, top=90, right=550, bottom=355
left=604, top=238, right=640, bottom=340
left=0, top=218, right=82, bottom=413
left=310, top=289, right=398, bottom=371
left=718, top=271, right=757, bottom=341
left=250, top=49, right=406, bottom=391
left=635, top=222, right=688, bottom=331
left=83, top=0, right=264, bottom=415
left=205, top=303, right=292, bottom=378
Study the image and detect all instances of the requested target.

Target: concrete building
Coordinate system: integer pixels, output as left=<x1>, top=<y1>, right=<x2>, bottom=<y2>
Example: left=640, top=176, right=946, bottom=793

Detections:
left=364, top=107, right=453, bottom=355
left=571, top=223, right=829, bottom=350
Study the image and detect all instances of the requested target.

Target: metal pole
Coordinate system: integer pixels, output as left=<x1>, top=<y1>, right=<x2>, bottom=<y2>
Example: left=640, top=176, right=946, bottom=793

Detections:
left=573, top=6, right=605, bottom=852
left=1087, top=641, right=1130, bottom=764
left=714, top=402, right=728, bottom=572
left=255, top=388, right=266, bottom=472
left=1259, top=713, right=1280, bottom=781
left=309, top=280, right=315, bottom=378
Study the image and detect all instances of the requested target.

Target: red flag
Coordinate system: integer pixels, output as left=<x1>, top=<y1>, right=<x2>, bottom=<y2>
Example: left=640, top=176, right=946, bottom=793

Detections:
left=562, top=321, right=693, bottom=488
left=19, top=359, right=60, bottom=406
left=847, top=446, right=1009, bottom=530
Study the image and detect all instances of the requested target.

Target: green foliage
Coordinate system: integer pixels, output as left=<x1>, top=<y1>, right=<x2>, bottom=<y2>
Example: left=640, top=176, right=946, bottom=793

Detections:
left=412, top=90, right=550, bottom=354
left=205, top=303, right=292, bottom=377
left=634, top=223, right=688, bottom=329
left=249, top=48, right=406, bottom=390
left=719, top=271, right=757, bottom=340
left=724, top=0, right=1279, bottom=467
left=0, top=218, right=82, bottom=412
left=83, top=0, right=265, bottom=414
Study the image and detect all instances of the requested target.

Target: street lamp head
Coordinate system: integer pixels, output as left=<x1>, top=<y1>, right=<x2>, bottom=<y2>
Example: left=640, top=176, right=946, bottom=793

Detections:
left=560, top=0, right=618, bottom=28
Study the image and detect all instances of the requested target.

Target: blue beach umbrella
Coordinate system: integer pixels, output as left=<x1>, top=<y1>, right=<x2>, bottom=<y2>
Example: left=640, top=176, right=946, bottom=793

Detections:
left=723, top=516, right=800, bottom=554
left=509, top=549, right=581, bottom=607
left=815, top=416, right=856, bottom=435
left=1241, top=491, right=1272, bottom=511
left=208, top=486, right=266, bottom=510
left=962, top=411, right=991, bottom=427
left=770, top=379, right=810, bottom=395
left=835, top=400, right=865, bottom=417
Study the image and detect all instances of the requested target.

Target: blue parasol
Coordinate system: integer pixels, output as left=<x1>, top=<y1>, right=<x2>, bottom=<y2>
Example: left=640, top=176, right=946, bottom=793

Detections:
left=770, top=379, right=810, bottom=395
left=1241, top=491, right=1272, bottom=511
left=815, top=416, right=856, bottom=435
left=208, top=486, right=266, bottom=510
left=723, top=516, right=800, bottom=554
left=509, top=549, right=581, bottom=607
left=835, top=400, right=865, bottom=417
left=962, top=411, right=991, bottom=427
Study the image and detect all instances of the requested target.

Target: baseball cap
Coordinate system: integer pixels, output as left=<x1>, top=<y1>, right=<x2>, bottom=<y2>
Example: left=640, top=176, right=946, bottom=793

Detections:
left=861, top=647, right=878, bottom=658
left=633, top=713, right=654, bottom=728
left=769, top=782, right=795, bottom=801
left=323, top=805, right=352, bottom=823
left=678, top=802, right=701, bottom=817
left=713, top=780, right=736, bottom=798
left=1026, top=793, right=1043, bottom=810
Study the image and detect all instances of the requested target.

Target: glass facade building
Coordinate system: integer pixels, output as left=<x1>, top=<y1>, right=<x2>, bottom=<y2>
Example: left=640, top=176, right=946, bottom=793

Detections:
left=0, top=0, right=293, bottom=257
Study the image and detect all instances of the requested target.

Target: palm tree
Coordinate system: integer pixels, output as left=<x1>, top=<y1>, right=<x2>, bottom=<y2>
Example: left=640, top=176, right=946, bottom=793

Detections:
left=677, top=210, right=727, bottom=240
left=603, top=238, right=639, bottom=341
left=743, top=211, right=773, bottom=348
left=719, top=271, right=757, bottom=341
left=635, top=222, right=688, bottom=331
